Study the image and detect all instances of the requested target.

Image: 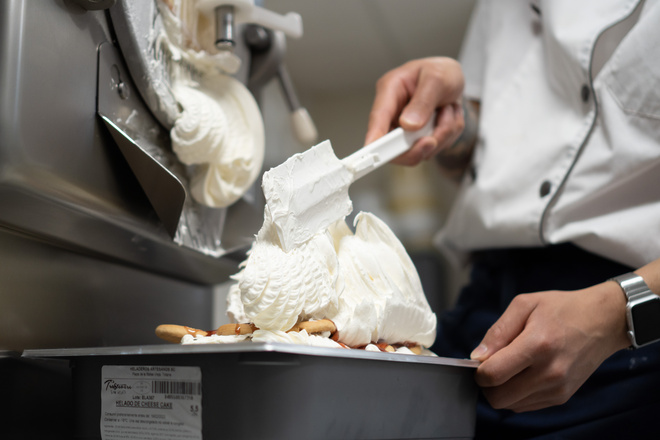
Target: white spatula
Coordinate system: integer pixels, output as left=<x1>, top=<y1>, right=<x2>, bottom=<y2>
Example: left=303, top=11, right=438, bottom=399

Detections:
left=263, top=117, right=435, bottom=252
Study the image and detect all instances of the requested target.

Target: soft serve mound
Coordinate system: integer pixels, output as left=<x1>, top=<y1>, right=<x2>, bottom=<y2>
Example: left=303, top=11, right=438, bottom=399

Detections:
left=161, top=204, right=438, bottom=355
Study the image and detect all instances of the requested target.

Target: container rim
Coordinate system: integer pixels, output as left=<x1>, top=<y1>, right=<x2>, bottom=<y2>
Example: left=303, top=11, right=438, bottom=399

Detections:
left=22, top=342, right=479, bottom=368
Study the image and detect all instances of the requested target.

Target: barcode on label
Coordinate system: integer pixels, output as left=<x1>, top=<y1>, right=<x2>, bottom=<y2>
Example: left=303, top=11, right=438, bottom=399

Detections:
left=152, top=380, right=202, bottom=395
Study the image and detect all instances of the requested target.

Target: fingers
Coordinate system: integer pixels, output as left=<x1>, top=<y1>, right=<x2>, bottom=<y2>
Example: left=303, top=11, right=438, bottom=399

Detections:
left=480, top=365, right=574, bottom=412
left=390, top=136, right=438, bottom=166
left=475, top=325, right=566, bottom=411
left=365, top=57, right=465, bottom=159
left=366, top=60, right=421, bottom=145
left=391, top=102, right=464, bottom=166
left=479, top=344, right=590, bottom=412
left=471, top=294, right=540, bottom=402
left=471, top=294, right=538, bottom=362
left=472, top=290, right=610, bottom=412
left=400, top=59, right=464, bottom=131
left=432, top=100, right=465, bottom=150
left=365, top=78, right=408, bottom=145
left=480, top=366, right=538, bottom=410
left=474, top=328, right=535, bottom=388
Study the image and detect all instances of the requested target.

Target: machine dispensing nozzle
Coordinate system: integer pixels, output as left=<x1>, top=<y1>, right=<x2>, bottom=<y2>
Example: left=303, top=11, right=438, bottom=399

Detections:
left=214, top=5, right=236, bottom=51
left=198, top=0, right=303, bottom=43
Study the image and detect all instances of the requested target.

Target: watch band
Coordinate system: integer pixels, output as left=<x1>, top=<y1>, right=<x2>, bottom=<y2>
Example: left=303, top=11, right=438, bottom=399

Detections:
left=610, top=272, right=660, bottom=348
left=611, top=273, right=649, bottom=301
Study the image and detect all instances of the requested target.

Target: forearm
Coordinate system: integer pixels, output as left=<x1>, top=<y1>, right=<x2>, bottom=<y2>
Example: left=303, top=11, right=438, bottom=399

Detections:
left=435, top=99, right=480, bottom=182
left=552, top=256, right=660, bottom=354
left=633, top=257, right=660, bottom=295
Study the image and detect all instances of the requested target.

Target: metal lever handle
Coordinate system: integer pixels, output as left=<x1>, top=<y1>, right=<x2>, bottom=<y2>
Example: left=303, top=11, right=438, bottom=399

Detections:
left=277, top=65, right=317, bottom=145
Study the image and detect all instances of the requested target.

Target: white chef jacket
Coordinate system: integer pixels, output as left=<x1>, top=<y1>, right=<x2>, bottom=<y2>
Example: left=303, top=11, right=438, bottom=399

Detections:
left=437, top=0, right=660, bottom=269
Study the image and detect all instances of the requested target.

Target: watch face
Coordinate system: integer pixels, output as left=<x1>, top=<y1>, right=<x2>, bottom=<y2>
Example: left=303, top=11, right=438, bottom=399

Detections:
left=631, top=298, right=660, bottom=346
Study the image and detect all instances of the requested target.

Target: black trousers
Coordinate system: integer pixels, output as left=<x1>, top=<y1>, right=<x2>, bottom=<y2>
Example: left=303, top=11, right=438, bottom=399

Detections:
left=433, top=244, right=660, bottom=439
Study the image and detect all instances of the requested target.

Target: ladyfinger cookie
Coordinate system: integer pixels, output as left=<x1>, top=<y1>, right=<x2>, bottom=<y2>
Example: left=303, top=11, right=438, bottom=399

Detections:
left=155, top=324, right=209, bottom=343
left=288, top=319, right=336, bottom=334
left=216, top=323, right=258, bottom=335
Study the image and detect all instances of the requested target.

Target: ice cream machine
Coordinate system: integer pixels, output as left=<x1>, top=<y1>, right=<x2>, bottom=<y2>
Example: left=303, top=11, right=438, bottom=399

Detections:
left=0, top=0, right=310, bottom=436
left=0, top=0, right=310, bottom=351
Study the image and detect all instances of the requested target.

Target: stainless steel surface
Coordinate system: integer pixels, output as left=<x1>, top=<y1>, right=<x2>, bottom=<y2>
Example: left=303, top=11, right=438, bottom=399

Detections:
left=0, top=0, right=257, bottom=283
left=108, top=0, right=253, bottom=129
left=96, top=40, right=235, bottom=250
left=0, top=1, right=371, bottom=439
left=215, top=5, right=237, bottom=49
left=107, top=0, right=178, bottom=129
left=24, top=342, right=481, bottom=368
left=97, top=42, right=186, bottom=238
left=99, top=116, right=185, bottom=238
left=246, top=25, right=286, bottom=92
left=26, top=344, right=478, bottom=439
left=70, top=0, right=116, bottom=10
left=107, top=0, right=264, bottom=257
left=0, top=228, right=215, bottom=351
left=0, top=0, right=249, bottom=350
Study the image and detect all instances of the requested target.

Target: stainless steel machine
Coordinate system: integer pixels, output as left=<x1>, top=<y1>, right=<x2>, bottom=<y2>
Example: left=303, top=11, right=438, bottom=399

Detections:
left=0, top=0, right=291, bottom=352
left=0, top=0, right=304, bottom=436
left=0, top=1, right=477, bottom=438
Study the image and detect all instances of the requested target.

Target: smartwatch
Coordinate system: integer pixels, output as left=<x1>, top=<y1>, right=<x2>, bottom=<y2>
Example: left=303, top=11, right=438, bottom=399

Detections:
left=610, top=272, right=660, bottom=348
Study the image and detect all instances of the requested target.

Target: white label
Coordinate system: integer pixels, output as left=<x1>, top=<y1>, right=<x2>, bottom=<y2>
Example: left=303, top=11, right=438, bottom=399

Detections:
left=101, top=365, right=202, bottom=440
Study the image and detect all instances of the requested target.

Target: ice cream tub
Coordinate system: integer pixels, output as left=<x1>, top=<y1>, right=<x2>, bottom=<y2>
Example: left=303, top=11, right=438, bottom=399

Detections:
left=24, top=343, right=478, bottom=439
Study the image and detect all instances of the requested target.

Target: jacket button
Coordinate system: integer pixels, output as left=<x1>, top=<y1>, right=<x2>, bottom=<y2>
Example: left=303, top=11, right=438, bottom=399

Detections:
left=540, top=180, right=552, bottom=197
left=581, top=84, right=590, bottom=102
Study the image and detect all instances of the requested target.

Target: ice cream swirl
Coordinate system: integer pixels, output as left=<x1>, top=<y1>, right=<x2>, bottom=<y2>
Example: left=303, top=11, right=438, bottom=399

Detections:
left=228, top=210, right=437, bottom=349
left=171, top=75, right=264, bottom=208
left=158, top=0, right=265, bottom=208
left=232, top=206, right=341, bottom=332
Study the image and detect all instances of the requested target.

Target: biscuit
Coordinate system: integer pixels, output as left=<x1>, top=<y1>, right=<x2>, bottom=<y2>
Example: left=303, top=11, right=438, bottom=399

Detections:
left=154, top=320, right=424, bottom=355
left=155, top=324, right=209, bottom=343
left=287, top=319, right=336, bottom=334
left=216, top=323, right=258, bottom=335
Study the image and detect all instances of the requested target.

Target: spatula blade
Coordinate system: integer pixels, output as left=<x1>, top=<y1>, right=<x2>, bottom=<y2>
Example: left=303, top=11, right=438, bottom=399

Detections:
left=262, top=140, right=353, bottom=252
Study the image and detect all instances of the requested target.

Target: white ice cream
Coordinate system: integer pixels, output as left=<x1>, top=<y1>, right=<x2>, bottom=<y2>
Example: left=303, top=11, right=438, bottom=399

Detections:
left=251, top=329, right=343, bottom=348
left=181, top=333, right=250, bottom=345
left=222, top=207, right=437, bottom=350
left=231, top=204, right=341, bottom=332
left=262, top=140, right=353, bottom=252
left=156, top=0, right=265, bottom=208
left=330, top=213, right=437, bottom=348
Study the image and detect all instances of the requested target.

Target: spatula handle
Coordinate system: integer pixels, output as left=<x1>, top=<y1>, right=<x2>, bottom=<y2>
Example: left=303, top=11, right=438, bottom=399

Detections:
left=342, top=115, right=435, bottom=181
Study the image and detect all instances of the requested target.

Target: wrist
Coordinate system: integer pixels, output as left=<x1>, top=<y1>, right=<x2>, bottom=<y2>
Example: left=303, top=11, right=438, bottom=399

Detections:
left=585, top=281, right=630, bottom=352
left=610, top=272, right=660, bottom=349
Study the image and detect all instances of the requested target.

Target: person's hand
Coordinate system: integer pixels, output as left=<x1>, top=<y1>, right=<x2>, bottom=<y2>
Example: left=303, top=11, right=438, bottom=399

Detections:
left=470, top=282, right=630, bottom=412
left=365, top=57, right=465, bottom=166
